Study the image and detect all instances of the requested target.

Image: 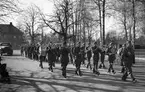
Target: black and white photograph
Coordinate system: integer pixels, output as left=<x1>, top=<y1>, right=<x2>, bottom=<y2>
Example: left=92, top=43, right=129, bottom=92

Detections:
left=0, top=0, right=145, bottom=92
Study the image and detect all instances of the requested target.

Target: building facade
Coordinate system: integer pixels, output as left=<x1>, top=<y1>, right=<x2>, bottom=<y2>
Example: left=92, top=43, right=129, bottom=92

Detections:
left=0, top=22, right=25, bottom=49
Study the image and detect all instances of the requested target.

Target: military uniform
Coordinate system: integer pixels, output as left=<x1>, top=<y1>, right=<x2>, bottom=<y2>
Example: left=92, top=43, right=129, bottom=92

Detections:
left=39, top=46, right=46, bottom=69
left=92, top=45, right=101, bottom=74
left=86, top=46, right=92, bottom=69
left=46, top=46, right=56, bottom=72
left=74, top=45, right=82, bottom=76
left=81, top=45, right=86, bottom=65
left=106, top=44, right=116, bottom=74
left=121, top=44, right=136, bottom=82
left=99, top=47, right=106, bottom=69
left=60, top=47, right=69, bottom=78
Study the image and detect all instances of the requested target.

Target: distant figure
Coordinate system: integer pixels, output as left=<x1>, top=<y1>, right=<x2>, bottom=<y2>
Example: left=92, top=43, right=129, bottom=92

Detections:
left=20, top=45, right=24, bottom=56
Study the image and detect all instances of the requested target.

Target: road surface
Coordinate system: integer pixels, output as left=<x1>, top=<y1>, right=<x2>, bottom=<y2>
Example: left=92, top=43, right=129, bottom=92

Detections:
left=0, top=50, right=145, bottom=92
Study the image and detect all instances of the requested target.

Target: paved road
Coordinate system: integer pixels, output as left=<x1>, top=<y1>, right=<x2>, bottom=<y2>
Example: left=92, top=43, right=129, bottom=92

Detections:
left=0, top=50, right=145, bottom=92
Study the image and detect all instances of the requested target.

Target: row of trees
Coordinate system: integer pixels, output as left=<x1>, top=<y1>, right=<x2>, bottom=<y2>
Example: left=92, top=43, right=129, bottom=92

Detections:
left=1, top=0, right=145, bottom=47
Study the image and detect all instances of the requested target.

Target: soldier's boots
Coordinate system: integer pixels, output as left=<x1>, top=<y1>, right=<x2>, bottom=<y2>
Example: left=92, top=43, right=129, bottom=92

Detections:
left=75, top=71, right=78, bottom=75
left=75, top=70, right=82, bottom=76
left=52, top=62, right=55, bottom=67
left=121, top=67, right=125, bottom=73
left=62, top=72, right=66, bottom=78
left=99, top=64, right=102, bottom=69
left=48, top=67, right=53, bottom=72
left=79, top=70, right=82, bottom=76
left=108, top=68, right=111, bottom=73
left=112, top=70, right=116, bottom=74
left=132, top=78, right=137, bottom=83
left=95, top=71, right=100, bottom=75
left=39, top=64, right=43, bottom=69
left=122, top=72, right=128, bottom=81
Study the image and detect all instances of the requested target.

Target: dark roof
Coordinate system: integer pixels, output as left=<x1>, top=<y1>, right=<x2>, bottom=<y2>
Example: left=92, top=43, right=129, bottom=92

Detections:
left=0, top=23, right=23, bottom=35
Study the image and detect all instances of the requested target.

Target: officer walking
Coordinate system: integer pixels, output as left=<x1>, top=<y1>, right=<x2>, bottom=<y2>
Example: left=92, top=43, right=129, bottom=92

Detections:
left=92, top=42, right=101, bottom=75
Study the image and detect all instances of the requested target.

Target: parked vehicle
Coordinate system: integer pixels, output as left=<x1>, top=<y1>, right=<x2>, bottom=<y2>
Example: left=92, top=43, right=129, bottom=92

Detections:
left=0, top=42, right=13, bottom=56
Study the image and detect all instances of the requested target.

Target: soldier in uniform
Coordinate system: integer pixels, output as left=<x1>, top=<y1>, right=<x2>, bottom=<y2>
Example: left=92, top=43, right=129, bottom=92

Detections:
left=39, top=45, right=46, bottom=69
left=60, top=42, right=69, bottom=78
left=106, top=42, right=116, bottom=74
left=46, top=43, right=56, bottom=72
left=69, top=45, right=74, bottom=64
left=74, top=42, right=82, bottom=76
left=99, top=45, right=106, bottom=69
left=86, top=45, right=92, bottom=70
left=121, top=41, right=137, bottom=83
left=81, top=43, right=86, bottom=65
left=20, top=45, right=24, bottom=56
left=28, top=45, right=32, bottom=59
left=92, top=42, right=101, bottom=75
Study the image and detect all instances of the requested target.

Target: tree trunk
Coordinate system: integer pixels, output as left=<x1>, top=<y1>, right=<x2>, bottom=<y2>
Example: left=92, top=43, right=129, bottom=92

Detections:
left=98, top=0, right=102, bottom=46
left=123, top=0, right=128, bottom=41
left=132, top=0, right=136, bottom=49
left=102, top=0, right=106, bottom=45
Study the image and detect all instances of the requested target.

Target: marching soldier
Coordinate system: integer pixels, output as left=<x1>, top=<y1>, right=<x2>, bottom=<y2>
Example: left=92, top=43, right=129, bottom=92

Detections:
left=46, top=43, right=56, bottom=72
left=60, top=42, right=70, bottom=78
left=81, top=43, right=86, bottom=65
left=92, top=42, right=101, bottom=75
left=99, top=45, right=106, bottom=69
left=106, top=42, right=116, bottom=74
left=86, top=45, right=92, bottom=70
left=20, top=45, right=24, bottom=56
left=39, top=45, right=46, bottom=69
left=121, top=41, right=137, bottom=83
left=74, top=42, right=82, bottom=76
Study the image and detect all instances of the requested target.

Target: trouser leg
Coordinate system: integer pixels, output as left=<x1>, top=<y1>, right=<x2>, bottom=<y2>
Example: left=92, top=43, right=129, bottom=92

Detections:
left=127, top=66, right=135, bottom=80
left=62, top=62, right=68, bottom=78
left=49, top=61, right=53, bottom=72
left=75, top=61, right=82, bottom=76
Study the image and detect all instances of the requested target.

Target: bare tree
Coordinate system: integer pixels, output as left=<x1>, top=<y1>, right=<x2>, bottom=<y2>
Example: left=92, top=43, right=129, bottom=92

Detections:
left=21, top=4, right=42, bottom=45
left=41, top=0, right=75, bottom=46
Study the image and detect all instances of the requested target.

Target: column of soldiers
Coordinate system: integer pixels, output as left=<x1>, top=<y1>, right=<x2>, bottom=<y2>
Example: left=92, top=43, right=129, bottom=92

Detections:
left=20, top=40, right=137, bottom=83
left=20, top=44, right=40, bottom=61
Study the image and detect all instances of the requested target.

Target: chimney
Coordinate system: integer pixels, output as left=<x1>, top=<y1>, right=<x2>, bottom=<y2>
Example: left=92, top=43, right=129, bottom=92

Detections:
left=10, top=22, right=13, bottom=26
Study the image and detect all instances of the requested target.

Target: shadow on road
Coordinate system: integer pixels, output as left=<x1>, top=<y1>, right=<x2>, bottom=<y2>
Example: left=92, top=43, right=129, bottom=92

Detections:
left=3, top=66, right=145, bottom=92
